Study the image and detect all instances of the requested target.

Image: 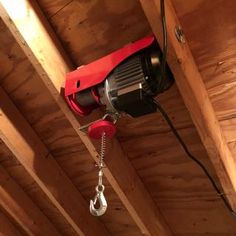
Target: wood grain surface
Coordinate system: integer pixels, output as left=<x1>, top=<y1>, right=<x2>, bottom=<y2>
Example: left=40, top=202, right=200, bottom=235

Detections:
left=0, top=1, right=172, bottom=235
left=0, top=18, right=141, bottom=236
left=0, top=209, right=25, bottom=236
left=0, top=0, right=236, bottom=235
left=172, top=0, right=236, bottom=149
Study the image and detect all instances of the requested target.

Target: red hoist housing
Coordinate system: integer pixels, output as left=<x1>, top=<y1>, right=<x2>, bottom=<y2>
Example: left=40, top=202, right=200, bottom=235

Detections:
left=65, top=36, right=156, bottom=115
left=65, top=35, right=173, bottom=120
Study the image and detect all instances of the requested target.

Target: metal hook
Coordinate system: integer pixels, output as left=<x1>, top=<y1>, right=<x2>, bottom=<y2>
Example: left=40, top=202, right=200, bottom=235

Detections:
left=89, top=185, right=107, bottom=216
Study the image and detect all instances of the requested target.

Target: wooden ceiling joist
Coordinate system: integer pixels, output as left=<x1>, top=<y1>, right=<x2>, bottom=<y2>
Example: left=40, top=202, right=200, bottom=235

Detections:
left=0, top=0, right=172, bottom=235
left=0, top=164, right=60, bottom=236
left=0, top=210, right=23, bottom=236
left=140, top=0, right=236, bottom=211
left=0, top=87, right=109, bottom=236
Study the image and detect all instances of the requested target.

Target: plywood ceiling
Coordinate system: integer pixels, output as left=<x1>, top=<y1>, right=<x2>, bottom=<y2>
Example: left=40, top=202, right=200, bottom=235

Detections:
left=0, top=0, right=236, bottom=235
left=173, top=0, right=236, bottom=152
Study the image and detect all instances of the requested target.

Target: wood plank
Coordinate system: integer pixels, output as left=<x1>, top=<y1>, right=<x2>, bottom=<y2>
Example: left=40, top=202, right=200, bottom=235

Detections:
left=171, top=0, right=236, bottom=148
left=44, top=0, right=151, bottom=65
left=220, top=119, right=236, bottom=143
left=0, top=19, right=141, bottom=236
left=0, top=164, right=60, bottom=236
left=0, top=0, right=172, bottom=235
left=171, top=0, right=236, bottom=91
left=0, top=87, right=109, bottom=236
left=0, top=211, right=24, bottom=236
left=37, top=0, right=71, bottom=18
left=158, top=199, right=236, bottom=235
left=139, top=0, right=236, bottom=211
left=0, top=140, right=78, bottom=236
left=118, top=86, right=236, bottom=234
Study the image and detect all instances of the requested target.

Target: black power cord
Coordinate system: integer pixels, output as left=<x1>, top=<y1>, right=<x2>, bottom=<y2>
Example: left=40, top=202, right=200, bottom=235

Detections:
left=160, top=0, right=168, bottom=91
left=159, top=0, right=236, bottom=218
left=154, top=100, right=236, bottom=218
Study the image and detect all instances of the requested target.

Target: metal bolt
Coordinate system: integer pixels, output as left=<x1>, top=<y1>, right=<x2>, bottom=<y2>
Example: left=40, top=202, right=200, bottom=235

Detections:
left=175, top=26, right=185, bottom=43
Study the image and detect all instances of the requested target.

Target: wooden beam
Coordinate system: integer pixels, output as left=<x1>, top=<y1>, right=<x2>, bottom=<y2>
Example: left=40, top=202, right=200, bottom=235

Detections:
left=0, top=87, right=109, bottom=236
left=0, top=164, right=60, bottom=236
left=0, top=0, right=172, bottom=235
left=140, top=0, right=236, bottom=210
left=0, top=211, right=23, bottom=236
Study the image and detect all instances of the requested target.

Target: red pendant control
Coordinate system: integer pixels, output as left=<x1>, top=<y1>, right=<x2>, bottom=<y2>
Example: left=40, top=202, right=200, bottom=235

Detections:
left=88, top=120, right=116, bottom=139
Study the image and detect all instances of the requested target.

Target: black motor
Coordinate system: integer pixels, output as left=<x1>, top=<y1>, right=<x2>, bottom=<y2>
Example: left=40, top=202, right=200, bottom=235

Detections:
left=74, top=39, right=174, bottom=117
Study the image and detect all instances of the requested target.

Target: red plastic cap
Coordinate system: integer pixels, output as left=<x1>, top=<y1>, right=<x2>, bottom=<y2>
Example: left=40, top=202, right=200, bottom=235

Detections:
left=88, top=120, right=116, bottom=139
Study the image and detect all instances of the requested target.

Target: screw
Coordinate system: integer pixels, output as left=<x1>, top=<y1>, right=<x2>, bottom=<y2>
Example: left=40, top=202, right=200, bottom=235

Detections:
left=175, top=26, right=185, bottom=43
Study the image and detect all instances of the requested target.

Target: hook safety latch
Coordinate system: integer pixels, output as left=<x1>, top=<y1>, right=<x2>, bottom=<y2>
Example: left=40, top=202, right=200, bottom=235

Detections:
left=89, top=184, right=107, bottom=216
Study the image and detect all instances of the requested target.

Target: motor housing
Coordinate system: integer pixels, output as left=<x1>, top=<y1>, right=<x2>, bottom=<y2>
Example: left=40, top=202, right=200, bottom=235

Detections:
left=65, top=35, right=173, bottom=117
